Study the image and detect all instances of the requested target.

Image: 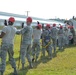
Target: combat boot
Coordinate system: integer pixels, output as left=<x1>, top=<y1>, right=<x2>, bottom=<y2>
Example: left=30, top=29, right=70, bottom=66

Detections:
left=35, top=56, right=38, bottom=62
left=29, top=63, right=33, bottom=69
left=54, top=50, right=56, bottom=54
left=13, top=68, right=18, bottom=75
left=22, top=63, right=25, bottom=70
left=1, top=71, right=4, bottom=75
left=49, top=55, right=52, bottom=59
left=32, top=58, right=35, bottom=62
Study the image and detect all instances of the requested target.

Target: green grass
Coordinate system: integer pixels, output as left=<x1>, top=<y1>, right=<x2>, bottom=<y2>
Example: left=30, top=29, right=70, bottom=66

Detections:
left=0, top=35, right=76, bottom=75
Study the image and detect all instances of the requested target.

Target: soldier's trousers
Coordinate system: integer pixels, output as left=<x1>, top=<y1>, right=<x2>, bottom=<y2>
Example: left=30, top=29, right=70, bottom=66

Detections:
left=42, top=42, right=52, bottom=57
left=0, top=43, right=16, bottom=72
left=58, top=36, right=65, bottom=50
left=64, top=36, right=69, bottom=45
left=74, top=35, right=76, bottom=44
left=20, top=44, right=32, bottom=64
left=52, top=38, right=57, bottom=53
left=32, top=40, right=40, bottom=60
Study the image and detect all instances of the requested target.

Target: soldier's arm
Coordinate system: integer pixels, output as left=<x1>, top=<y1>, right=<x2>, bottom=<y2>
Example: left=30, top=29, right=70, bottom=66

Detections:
left=16, top=27, right=26, bottom=34
left=73, top=29, right=75, bottom=36
left=0, top=32, right=6, bottom=38
left=0, top=27, right=7, bottom=38
left=16, top=30, right=21, bottom=35
left=21, top=27, right=28, bottom=35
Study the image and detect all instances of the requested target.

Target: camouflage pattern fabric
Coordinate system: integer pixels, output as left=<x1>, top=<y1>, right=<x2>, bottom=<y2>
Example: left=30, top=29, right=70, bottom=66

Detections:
left=0, top=43, right=16, bottom=72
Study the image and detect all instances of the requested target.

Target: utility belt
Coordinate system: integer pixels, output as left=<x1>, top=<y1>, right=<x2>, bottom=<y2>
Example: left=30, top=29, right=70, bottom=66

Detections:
left=44, top=36, right=50, bottom=43
left=42, top=36, right=51, bottom=48
left=42, top=41, right=51, bottom=48
left=44, top=39, right=50, bottom=44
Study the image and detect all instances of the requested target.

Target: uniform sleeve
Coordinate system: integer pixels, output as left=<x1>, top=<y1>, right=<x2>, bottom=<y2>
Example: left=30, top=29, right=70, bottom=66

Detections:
left=2, top=27, right=7, bottom=33
left=15, top=27, right=21, bottom=34
left=16, top=27, right=28, bottom=35
left=41, top=30, right=45, bottom=38
left=21, top=27, right=28, bottom=34
left=14, top=27, right=17, bottom=32
left=15, top=28, right=21, bottom=35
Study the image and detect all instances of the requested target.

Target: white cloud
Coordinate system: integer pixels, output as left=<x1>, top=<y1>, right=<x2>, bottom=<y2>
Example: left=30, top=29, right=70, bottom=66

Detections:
left=0, top=0, right=76, bottom=19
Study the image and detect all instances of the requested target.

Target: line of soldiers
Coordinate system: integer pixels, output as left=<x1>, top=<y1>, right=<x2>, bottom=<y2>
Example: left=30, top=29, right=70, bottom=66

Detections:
left=31, top=22, right=75, bottom=63
left=0, top=17, right=75, bottom=75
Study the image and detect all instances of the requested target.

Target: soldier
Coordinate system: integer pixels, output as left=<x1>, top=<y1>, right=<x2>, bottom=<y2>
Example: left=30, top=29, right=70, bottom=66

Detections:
left=64, top=27, right=69, bottom=46
left=51, top=23, right=58, bottom=54
left=42, top=24, right=52, bottom=59
left=17, top=17, right=33, bottom=69
left=32, top=24, right=42, bottom=62
left=58, top=26, right=65, bottom=50
left=0, top=17, right=18, bottom=75
left=70, top=26, right=75, bottom=44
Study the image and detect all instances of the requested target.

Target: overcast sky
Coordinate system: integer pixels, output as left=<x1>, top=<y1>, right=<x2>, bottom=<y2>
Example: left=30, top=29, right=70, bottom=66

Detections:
left=0, top=0, right=76, bottom=19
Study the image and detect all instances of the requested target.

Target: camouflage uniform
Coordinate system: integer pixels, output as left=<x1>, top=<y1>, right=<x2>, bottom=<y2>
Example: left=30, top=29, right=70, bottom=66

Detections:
left=58, top=29, right=65, bottom=50
left=17, top=25, right=33, bottom=68
left=70, top=27, right=75, bottom=44
left=0, top=43, right=16, bottom=72
left=32, top=28, right=42, bottom=62
left=64, top=28, right=69, bottom=45
left=42, top=29, right=52, bottom=58
left=32, top=39, right=41, bottom=62
left=51, top=27, right=58, bottom=54
left=0, top=25, right=17, bottom=75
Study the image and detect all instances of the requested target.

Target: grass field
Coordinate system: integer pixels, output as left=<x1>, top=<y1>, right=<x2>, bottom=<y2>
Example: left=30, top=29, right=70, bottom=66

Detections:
left=0, top=35, right=76, bottom=75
